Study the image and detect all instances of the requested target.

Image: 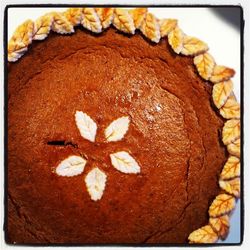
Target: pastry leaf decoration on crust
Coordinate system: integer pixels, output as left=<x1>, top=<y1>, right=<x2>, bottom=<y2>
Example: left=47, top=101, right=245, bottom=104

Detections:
left=209, top=215, right=230, bottom=240
left=33, top=14, right=53, bottom=40
left=129, top=8, right=148, bottom=29
left=181, top=36, right=209, bottom=56
left=227, top=138, right=240, bottom=158
left=220, top=95, right=240, bottom=119
left=220, top=156, right=240, bottom=180
left=222, top=119, right=240, bottom=145
left=212, top=80, right=233, bottom=109
left=188, top=225, right=218, bottom=243
left=85, top=168, right=107, bottom=201
left=56, top=112, right=139, bottom=201
left=8, top=20, right=34, bottom=62
left=81, top=8, right=102, bottom=33
left=11, top=19, right=34, bottom=46
left=168, top=26, right=184, bottom=54
left=63, top=8, right=82, bottom=26
left=140, top=13, right=161, bottom=43
left=193, top=52, right=215, bottom=80
left=219, top=178, right=240, bottom=198
left=110, top=151, right=141, bottom=174
left=210, top=65, right=235, bottom=83
left=95, top=8, right=114, bottom=29
left=159, top=18, right=178, bottom=37
left=209, top=194, right=236, bottom=218
left=75, top=111, right=97, bottom=142
left=51, top=12, right=74, bottom=34
left=105, top=116, right=130, bottom=142
left=113, top=8, right=135, bottom=34
left=55, top=156, right=87, bottom=177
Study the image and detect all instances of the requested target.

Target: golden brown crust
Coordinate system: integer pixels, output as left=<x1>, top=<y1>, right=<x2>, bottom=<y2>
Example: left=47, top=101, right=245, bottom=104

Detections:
left=210, top=65, right=235, bottom=83
left=63, top=8, right=82, bottom=26
left=188, top=225, right=218, bottom=243
left=8, top=7, right=240, bottom=243
left=220, top=95, right=240, bottom=119
left=113, top=8, right=135, bottom=34
left=139, top=12, right=161, bottom=43
left=81, top=8, right=102, bottom=33
left=212, top=80, right=234, bottom=109
left=219, top=178, right=240, bottom=198
left=222, top=119, right=240, bottom=145
left=95, top=8, right=114, bottom=29
left=129, top=8, right=148, bottom=29
left=227, top=138, right=241, bottom=158
left=33, top=14, right=53, bottom=40
left=159, top=18, right=178, bottom=37
left=209, top=194, right=236, bottom=218
left=220, top=156, right=240, bottom=180
left=50, top=11, right=74, bottom=34
left=181, top=36, right=208, bottom=56
left=168, top=26, right=184, bottom=54
left=194, top=52, right=216, bottom=80
left=8, top=19, right=34, bottom=62
left=209, top=215, right=230, bottom=240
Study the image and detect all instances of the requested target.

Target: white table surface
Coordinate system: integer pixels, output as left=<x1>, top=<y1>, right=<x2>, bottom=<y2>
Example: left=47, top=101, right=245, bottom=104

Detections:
left=7, top=7, right=241, bottom=244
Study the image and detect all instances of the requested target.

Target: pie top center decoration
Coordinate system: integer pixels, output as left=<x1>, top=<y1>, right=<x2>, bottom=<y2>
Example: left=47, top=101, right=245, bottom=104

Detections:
left=55, top=112, right=141, bottom=201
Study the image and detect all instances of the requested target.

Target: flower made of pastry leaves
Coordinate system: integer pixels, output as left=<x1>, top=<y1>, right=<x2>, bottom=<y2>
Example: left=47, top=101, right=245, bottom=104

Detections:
left=55, top=111, right=141, bottom=201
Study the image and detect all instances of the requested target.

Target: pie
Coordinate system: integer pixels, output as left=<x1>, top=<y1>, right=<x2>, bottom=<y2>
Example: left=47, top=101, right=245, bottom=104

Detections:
left=7, top=7, right=241, bottom=244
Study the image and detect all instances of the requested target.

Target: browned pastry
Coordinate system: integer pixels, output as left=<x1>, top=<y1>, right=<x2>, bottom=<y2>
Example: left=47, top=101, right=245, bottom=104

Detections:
left=7, top=8, right=240, bottom=244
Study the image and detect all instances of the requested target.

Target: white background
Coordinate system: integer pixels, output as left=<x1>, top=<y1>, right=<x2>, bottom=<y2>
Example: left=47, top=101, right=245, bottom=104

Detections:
left=1, top=0, right=249, bottom=250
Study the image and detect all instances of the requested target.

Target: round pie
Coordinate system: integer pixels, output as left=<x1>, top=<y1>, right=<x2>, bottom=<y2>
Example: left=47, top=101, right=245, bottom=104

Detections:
left=7, top=8, right=241, bottom=244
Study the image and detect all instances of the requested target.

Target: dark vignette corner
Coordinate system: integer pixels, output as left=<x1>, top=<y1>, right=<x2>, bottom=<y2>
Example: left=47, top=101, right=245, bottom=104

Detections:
left=3, top=4, right=9, bottom=245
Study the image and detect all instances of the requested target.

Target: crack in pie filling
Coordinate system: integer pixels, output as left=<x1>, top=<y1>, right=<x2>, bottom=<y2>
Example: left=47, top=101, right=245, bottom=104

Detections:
left=7, top=8, right=241, bottom=244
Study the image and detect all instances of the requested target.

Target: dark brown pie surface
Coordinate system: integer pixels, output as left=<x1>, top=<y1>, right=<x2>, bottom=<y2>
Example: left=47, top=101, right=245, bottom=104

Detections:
left=7, top=27, right=227, bottom=244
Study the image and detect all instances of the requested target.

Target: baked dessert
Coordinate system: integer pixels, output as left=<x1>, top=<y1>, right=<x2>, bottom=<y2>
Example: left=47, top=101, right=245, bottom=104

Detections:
left=7, top=8, right=241, bottom=244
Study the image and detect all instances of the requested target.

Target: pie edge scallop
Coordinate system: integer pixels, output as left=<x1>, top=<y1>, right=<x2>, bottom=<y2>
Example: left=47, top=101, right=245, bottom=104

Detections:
left=7, top=7, right=241, bottom=244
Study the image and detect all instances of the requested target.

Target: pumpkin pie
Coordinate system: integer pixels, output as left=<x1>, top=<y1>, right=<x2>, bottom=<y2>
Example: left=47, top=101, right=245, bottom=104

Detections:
left=6, top=7, right=241, bottom=244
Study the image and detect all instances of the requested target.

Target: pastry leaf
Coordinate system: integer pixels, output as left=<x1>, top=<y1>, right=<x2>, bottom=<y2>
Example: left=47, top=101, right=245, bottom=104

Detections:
left=110, top=151, right=141, bottom=174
